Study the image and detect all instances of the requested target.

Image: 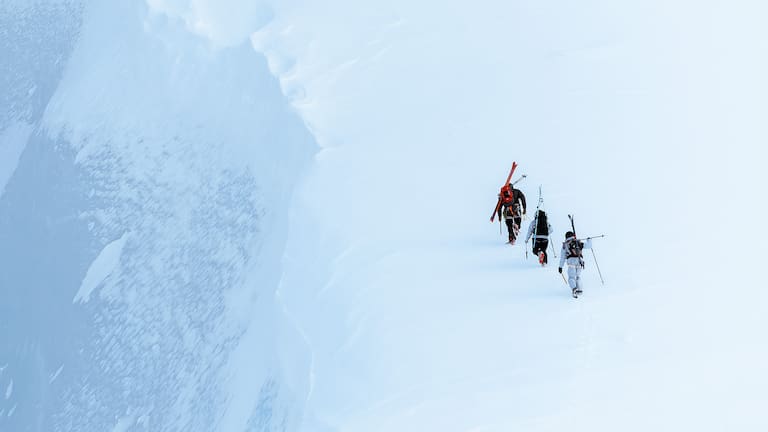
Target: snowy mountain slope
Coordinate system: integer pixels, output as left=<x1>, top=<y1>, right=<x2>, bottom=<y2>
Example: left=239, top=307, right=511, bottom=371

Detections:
left=255, top=0, right=768, bottom=430
left=1, top=0, right=767, bottom=431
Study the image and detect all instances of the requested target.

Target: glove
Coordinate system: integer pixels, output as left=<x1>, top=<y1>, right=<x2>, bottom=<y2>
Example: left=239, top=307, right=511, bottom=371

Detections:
left=558, top=267, right=562, bottom=274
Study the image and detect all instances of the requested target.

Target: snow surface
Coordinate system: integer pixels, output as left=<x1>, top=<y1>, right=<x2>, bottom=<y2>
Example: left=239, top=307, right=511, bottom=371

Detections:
left=260, top=1, right=768, bottom=430
left=2, top=0, right=768, bottom=431
left=48, top=365, right=64, bottom=384
left=0, top=121, right=32, bottom=197
left=73, top=232, right=129, bottom=303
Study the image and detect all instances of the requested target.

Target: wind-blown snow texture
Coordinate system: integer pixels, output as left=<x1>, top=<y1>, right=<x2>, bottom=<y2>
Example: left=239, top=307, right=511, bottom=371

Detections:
left=1, top=0, right=767, bottom=431
left=2, top=1, right=313, bottom=430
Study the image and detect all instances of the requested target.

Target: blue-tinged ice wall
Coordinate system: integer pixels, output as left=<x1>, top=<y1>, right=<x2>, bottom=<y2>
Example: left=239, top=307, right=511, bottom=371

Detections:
left=1, top=2, right=87, bottom=430
left=1, top=1, right=315, bottom=430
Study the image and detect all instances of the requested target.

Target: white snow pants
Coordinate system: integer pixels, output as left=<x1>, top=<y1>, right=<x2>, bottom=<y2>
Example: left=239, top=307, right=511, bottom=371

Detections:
left=565, top=257, right=584, bottom=291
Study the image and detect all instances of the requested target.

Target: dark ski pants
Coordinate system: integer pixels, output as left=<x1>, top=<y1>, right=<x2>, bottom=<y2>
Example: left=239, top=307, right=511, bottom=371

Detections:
left=505, top=217, right=521, bottom=241
left=532, top=238, right=548, bottom=263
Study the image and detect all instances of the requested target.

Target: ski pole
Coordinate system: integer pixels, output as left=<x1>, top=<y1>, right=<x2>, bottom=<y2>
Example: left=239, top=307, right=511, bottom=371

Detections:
left=549, top=236, right=557, bottom=259
left=591, top=248, right=605, bottom=285
left=525, top=241, right=528, bottom=260
left=560, top=272, right=568, bottom=285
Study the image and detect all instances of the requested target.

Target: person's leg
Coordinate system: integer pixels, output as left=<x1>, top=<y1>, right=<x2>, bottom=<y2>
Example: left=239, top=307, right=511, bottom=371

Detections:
left=505, top=219, right=515, bottom=242
left=533, top=239, right=544, bottom=264
left=567, top=265, right=578, bottom=290
left=574, top=266, right=583, bottom=293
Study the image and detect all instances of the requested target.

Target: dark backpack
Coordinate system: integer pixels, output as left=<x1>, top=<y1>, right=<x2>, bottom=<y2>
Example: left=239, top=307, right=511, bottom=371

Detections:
left=535, top=211, right=548, bottom=236
left=566, top=238, right=584, bottom=258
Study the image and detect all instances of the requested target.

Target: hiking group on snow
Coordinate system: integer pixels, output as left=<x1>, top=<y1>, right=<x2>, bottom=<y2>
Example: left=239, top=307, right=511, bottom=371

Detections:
left=490, top=162, right=604, bottom=299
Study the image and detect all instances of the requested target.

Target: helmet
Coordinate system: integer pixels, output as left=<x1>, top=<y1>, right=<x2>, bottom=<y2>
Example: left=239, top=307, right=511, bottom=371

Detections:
left=565, top=231, right=575, bottom=239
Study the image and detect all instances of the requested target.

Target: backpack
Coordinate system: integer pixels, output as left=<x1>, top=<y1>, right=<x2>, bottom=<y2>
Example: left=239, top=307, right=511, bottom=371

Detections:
left=499, top=185, right=513, bottom=205
left=535, top=211, right=548, bottom=236
left=566, top=238, right=584, bottom=258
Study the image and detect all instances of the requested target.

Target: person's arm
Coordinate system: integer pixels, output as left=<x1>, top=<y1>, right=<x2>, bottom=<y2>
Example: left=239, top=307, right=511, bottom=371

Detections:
left=558, top=243, right=567, bottom=270
left=520, top=192, right=527, bottom=213
left=525, top=221, right=535, bottom=242
left=582, top=238, right=592, bottom=250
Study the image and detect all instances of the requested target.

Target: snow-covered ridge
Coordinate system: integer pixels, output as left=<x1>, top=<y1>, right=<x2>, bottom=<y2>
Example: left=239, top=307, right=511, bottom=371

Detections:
left=145, top=0, right=273, bottom=48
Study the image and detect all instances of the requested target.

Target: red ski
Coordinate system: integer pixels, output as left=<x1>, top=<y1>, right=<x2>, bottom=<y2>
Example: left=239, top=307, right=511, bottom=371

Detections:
left=490, top=162, right=517, bottom=222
